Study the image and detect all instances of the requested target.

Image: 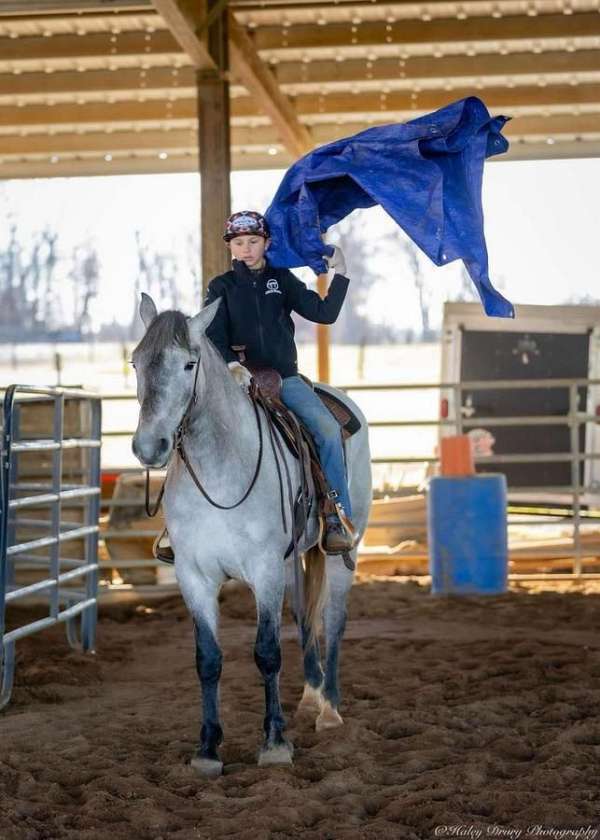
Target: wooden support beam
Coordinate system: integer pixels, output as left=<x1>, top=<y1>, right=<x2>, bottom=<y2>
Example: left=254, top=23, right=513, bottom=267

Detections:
left=197, top=1, right=231, bottom=292
left=198, top=72, right=231, bottom=291
left=316, top=273, right=330, bottom=384
left=150, top=0, right=217, bottom=70
left=228, top=11, right=311, bottom=158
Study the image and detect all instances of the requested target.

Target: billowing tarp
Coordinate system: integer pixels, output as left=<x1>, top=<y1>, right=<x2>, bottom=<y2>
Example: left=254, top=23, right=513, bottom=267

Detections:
left=265, top=97, right=513, bottom=318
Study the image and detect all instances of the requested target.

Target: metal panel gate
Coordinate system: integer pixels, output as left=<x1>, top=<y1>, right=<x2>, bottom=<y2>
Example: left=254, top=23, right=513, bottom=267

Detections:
left=0, top=386, right=102, bottom=710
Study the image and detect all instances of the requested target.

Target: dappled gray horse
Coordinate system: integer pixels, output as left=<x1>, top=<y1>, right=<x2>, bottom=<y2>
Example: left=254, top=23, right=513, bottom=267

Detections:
left=131, top=293, right=372, bottom=777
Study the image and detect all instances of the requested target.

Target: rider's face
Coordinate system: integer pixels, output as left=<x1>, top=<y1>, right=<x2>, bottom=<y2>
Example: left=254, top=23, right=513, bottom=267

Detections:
left=228, top=235, right=269, bottom=269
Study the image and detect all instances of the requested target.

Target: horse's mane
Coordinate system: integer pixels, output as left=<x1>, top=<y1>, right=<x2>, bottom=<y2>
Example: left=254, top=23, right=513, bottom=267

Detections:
left=135, top=310, right=191, bottom=362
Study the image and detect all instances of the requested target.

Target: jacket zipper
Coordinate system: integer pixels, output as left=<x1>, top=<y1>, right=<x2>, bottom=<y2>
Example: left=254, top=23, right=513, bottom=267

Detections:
left=252, top=278, right=266, bottom=359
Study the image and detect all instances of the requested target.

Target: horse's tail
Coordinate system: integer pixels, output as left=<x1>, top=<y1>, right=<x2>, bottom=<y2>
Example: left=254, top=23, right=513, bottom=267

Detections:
left=304, top=545, right=327, bottom=647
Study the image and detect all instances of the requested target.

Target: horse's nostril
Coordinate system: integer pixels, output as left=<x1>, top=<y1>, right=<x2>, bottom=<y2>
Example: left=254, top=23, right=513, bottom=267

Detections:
left=158, top=438, right=169, bottom=455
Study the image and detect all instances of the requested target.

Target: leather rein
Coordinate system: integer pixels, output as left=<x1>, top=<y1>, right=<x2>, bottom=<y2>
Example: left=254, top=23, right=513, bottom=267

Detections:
left=144, top=360, right=307, bottom=540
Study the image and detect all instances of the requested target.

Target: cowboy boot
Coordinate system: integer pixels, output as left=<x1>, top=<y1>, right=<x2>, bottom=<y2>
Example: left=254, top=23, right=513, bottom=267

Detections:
left=323, top=513, right=356, bottom=554
left=153, top=528, right=175, bottom=564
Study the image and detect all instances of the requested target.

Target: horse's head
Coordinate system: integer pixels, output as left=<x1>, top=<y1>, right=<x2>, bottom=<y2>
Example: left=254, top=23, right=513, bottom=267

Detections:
left=131, top=292, right=221, bottom=468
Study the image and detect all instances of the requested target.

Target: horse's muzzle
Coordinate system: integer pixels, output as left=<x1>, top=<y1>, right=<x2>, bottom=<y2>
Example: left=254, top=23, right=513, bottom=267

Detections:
left=132, top=433, right=171, bottom=468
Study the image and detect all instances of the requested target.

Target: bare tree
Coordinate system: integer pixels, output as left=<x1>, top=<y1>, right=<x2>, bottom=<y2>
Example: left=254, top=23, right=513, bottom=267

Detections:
left=130, top=230, right=180, bottom=337
left=0, top=222, right=61, bottom=338
left=69, top=240, right=100, bottom=336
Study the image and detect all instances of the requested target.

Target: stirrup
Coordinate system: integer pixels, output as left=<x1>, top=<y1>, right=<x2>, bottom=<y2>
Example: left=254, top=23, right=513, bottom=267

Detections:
left=153, top=528, right=175, bottom=564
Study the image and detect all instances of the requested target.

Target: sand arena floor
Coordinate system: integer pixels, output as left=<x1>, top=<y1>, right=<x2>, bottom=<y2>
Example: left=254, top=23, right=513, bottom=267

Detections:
left=1, top=577, right=600, bottom=840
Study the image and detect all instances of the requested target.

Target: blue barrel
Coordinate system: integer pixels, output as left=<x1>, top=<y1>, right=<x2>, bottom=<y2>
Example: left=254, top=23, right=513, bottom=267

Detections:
left=428, top=474, right=508, bottom=595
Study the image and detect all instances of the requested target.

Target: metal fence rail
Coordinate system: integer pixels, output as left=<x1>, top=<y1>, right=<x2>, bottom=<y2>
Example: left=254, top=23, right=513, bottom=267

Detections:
left=97, top=377, right=600, bottom=584
left=0, top=385, right=102, bottom=710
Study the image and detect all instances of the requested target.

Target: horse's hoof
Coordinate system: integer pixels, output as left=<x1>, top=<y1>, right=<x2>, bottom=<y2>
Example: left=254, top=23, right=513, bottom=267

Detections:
left=296, top=683, right=324, bottom=715
left=316, top=700, right=344, bottom=732
left=258, top=740, right=294, bottom=767
left=190, top=756, right=223, bottom=778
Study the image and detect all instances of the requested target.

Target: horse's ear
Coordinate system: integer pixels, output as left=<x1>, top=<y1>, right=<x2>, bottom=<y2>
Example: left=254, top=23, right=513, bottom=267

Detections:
left=188, top=297, right=222, bottom=344
left=139, top=293, right=158, bottom=328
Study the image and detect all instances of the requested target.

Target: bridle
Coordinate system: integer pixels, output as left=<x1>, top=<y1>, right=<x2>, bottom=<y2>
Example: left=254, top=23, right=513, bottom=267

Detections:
left=145, top=357, right=264, bottom=517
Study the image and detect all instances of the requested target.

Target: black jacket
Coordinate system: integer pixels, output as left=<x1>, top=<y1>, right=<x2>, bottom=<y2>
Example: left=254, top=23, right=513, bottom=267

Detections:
left=204, top=259, right=349, bottom=379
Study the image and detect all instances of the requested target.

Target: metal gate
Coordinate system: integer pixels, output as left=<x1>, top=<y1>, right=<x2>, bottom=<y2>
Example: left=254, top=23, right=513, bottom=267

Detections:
left=0, top=385, right=102, bottom=710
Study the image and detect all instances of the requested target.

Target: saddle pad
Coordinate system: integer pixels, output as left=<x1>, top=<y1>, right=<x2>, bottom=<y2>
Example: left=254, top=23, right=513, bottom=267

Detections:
left=315, top=387, right=361, bottom=438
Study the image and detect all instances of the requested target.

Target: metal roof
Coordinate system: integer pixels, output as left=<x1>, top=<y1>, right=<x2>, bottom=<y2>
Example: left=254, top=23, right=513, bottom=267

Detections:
left=1, top=0, right=599, bottom=177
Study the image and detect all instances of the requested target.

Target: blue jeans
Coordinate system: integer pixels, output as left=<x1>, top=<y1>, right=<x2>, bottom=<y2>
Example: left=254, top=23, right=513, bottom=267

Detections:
left=280, top=375, right=352, bottom=517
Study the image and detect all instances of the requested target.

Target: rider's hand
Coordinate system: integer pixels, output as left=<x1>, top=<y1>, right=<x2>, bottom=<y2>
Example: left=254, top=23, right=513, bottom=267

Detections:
left=325, top=245, right=347, bottom=277
left=228, top=361, right=253, bottom=390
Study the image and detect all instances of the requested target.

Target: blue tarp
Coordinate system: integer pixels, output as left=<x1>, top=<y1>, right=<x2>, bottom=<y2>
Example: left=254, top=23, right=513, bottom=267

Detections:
left=265, top=97, right=513, bottom=318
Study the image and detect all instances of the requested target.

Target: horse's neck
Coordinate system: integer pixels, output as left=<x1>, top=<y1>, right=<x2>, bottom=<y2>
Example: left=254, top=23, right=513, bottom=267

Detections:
left=187, top=344, right=256, bottom=461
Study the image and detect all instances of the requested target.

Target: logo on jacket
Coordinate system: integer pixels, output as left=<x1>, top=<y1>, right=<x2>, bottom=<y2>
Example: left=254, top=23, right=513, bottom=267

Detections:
left=265, top=278, right=282, bottom=295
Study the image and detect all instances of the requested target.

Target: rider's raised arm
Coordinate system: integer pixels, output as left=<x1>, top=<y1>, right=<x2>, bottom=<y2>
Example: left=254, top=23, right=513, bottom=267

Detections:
left=203, top=279, right=238, bottom=364
left=284, top=269, right=349, bottom=325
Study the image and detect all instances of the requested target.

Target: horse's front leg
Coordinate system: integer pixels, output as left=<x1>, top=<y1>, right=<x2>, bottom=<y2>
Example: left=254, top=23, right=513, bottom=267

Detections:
left=187, top=580, right=225, bottom=778
left=254, top=580, right=293, bottom=767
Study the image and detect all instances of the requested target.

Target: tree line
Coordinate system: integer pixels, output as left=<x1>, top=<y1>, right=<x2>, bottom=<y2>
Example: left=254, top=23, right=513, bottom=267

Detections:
left=0, top=214, right=507, bottom=344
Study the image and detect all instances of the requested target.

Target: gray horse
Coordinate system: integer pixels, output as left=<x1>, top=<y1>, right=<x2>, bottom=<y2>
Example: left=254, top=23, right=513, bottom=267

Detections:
left=131, top=293, right=372, bottom=777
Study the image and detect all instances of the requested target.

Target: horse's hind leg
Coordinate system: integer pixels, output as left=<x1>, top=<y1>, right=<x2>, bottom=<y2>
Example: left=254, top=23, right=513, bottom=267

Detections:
left=286, top=561, right=324, bottom=715
left=254, top=581, right=293, bottom=767
left=316, top=554, right=353, bottom=732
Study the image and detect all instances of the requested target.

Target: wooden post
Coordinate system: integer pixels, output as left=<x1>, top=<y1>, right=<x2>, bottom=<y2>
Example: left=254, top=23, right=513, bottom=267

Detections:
left=316, top=272, right=330, bottom=384
left=197, top=1, right=231, bottom=296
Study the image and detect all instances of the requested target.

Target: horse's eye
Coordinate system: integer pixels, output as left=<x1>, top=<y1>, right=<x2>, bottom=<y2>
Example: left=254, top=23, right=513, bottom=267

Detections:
left=184, top=361, right=196, bottom=371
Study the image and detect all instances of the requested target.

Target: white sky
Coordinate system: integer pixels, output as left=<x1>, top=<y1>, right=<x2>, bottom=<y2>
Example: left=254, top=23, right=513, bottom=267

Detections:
left=0, top=156, right=599, bottom=333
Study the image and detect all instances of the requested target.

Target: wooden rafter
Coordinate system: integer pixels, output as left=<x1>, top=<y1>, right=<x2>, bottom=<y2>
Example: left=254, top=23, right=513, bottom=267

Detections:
left=2, top=111, right=600, bottom=157
left=2, top=49, right=600, bottom=105
left=253, top=12, right=600, bottom=52
left=5, top=82, right=600, bottom=130
left=150, top=0, right=216, bottom=70
left=228, top=11, right=311, bottom=157
left=0, top=29, right=179, bottom=63
left=272, top=50, right=600, bottom=90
